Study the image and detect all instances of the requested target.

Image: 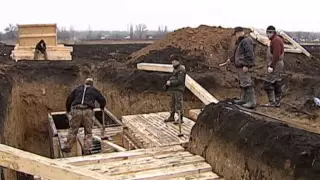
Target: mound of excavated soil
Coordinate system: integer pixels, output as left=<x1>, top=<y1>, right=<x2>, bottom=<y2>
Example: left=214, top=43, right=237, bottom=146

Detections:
left=128, top=25, right=234, bottom=69
left=128, top=25, right=320, bottom=76
left=188, top=103, right=320, bottom=180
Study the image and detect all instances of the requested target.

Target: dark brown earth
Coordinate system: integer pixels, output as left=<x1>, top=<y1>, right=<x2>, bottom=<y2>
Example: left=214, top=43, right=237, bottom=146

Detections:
left=0, top=25, right=320, bottom=179
left=188, top=103, right=320, bottom=180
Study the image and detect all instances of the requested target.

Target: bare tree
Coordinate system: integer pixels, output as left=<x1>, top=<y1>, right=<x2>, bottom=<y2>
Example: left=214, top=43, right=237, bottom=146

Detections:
left=4, top=24, right=18, bottom=40
left=135, top=24, right=147, bottom=39
left=130, top=24, right=134, bottom=39
left=164, top=25, right=168, bottom=33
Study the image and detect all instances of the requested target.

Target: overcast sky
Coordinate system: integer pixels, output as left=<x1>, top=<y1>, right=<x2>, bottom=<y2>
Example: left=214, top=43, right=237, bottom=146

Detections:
left=1, top=0, right=319, bottom=32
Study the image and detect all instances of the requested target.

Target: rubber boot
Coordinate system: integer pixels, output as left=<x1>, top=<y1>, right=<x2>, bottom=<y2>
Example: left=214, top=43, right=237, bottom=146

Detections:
left=275, top=96, right=281, bottom=108
left=164, top=113, right=175, bottom=122
left=274, top=81, right=282, bottom=108
left=242, top=87, right=257, bottom=109
left=264, top=90, right=276, bottom=107
left=174, top=113, right=184, bottom=124
left=233, top=88, right=246, bottom=105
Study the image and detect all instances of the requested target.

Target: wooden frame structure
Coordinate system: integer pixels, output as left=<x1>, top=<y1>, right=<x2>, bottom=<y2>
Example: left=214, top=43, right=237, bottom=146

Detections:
left=48, top=108, right=126, bottom=158
left=10, top=24, right=73, bottom=61
left=250, top=28, right=311, bottom=57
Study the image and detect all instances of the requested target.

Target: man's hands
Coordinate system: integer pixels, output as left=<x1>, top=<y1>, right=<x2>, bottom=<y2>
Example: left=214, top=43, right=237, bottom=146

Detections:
left=268, top=67, right=273, bottom=73
left=66, top=112, right=72, bottom=120
left=166, top=81, right=171, bottom=86
left=243, top=66, right=249, bottom=73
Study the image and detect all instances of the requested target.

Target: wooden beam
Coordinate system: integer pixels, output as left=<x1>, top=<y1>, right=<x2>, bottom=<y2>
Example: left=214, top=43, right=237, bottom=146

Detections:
left=169, top=172, right=220, bottom=180
left=50, top=108, right=101, bottom=116
left=104, top=108, right=124, bottom=126
left=19, top=33, right=56, bottom=38
left=48, top=114, right=58, bottom=137
left=112, top=162, right=212, bottom=180
left=284, top=48, right=303, bottom=53
left=137, top=63, right=219, bottom=105
left=92, top=135, right=127, bottom=152
left=102, top=140, right=127, bottom=152
left=58, top=145, right=184, bottom=166
left=0, top=144, right=106, bottom=180
left=82, top=153, right=203, bottom=176
left=279, top=31, right=311, bottom=57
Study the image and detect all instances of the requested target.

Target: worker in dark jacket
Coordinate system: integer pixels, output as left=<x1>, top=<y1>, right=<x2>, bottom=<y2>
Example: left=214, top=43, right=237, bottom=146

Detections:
left=34, top=39, right=48, bottom=60
left=264, top=25, right=285, bottom=107
left=164, top=55, right=186, bottom=124
left=228, top=27, right=256, bottom=109
left=62, top=78, right=106, bottom=155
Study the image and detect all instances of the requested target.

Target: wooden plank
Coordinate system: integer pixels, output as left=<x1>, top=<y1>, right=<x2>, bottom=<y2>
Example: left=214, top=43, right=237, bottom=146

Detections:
left=58, top=145, right=184, bottom=166
left=189, top=109, right=201, bottom=121
left=52, top=137, right=61, bottom=159
left=169, top=172, right=220, bottom=180
left=50, top=108, right=101, bottom=116
left=92, top=135, right=126, bottom=152
left=105, top=108, right=124, bottom=126
left=279, top=31, right=311, bottom=57
left=137, top=63, right=219, bottom=105
left=84, top=153, right=203, bottom=176
left=48, top=114, right=58, bottom=136
left=0, top=144, right=106, bottom=180
left=284, top=48, right=303, bottom=53
left=102, top=140, right=127, bottom=152
left=112, top=162, right=212, bottom=180
left=19, top=33, right=56, bottom=38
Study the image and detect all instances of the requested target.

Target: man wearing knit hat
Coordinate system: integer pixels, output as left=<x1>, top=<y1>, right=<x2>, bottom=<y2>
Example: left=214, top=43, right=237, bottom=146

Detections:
left=229, top=26, right=257, bottom=109
left=264, top=25, right=284, bottom=107
left=62, top=78, right=106, bottom=155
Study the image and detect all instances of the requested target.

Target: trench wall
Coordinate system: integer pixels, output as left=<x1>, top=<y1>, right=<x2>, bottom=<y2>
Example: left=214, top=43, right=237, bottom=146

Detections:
left=188, top=103, right=320, bottom=180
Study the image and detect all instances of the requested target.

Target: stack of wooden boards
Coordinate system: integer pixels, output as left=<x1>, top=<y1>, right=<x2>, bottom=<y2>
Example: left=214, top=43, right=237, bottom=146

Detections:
left=0, top=144, right=222, bottom=180
left=10, top=24, right=73, bottom=61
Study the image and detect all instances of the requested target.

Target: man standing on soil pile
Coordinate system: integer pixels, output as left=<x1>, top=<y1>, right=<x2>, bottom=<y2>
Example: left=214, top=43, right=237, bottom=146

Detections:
left=228, top=27, right=257, bottom=109
left=62, top=78, right=106, bottom=155
left=164, top=55, right=186, bottom=124
left=264, top=26, right=284, bottom=107
left=34, top=39, right=48, bottom=60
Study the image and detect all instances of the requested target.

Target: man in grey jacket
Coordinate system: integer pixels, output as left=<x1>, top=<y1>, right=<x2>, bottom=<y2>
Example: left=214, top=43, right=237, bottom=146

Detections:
left=228, top=27, right=257, bottom=109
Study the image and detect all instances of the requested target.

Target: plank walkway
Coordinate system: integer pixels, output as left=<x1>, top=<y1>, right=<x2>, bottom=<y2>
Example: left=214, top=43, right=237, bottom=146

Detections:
left=59, top=145, right=221, bottom=180
left=122, top=112, right=195, bottom=148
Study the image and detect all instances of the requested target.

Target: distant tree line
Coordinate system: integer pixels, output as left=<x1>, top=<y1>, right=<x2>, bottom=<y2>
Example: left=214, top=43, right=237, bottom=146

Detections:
left=1, top=23, right=320, bottom=43
left=0, top=23, right=169, bottom=42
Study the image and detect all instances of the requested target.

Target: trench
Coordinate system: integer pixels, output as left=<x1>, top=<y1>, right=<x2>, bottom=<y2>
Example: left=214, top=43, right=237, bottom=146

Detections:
left=0, top=60, right=204, bottom=180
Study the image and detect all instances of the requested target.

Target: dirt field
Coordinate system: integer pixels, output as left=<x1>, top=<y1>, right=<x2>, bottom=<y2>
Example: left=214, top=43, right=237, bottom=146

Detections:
left=0, top=25, right=320, bottom=179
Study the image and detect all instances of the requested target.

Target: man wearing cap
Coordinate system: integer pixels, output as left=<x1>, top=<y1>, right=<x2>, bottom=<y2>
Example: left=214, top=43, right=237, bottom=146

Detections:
left=62, top=78, right=106, bottom=155
left=227, top=27, right=256, bottom=109
left=34, top=39, right=48, bottom=60
left=164, top=55, right=186, bottom=124
left=264, top=25, right=284, bottom=107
